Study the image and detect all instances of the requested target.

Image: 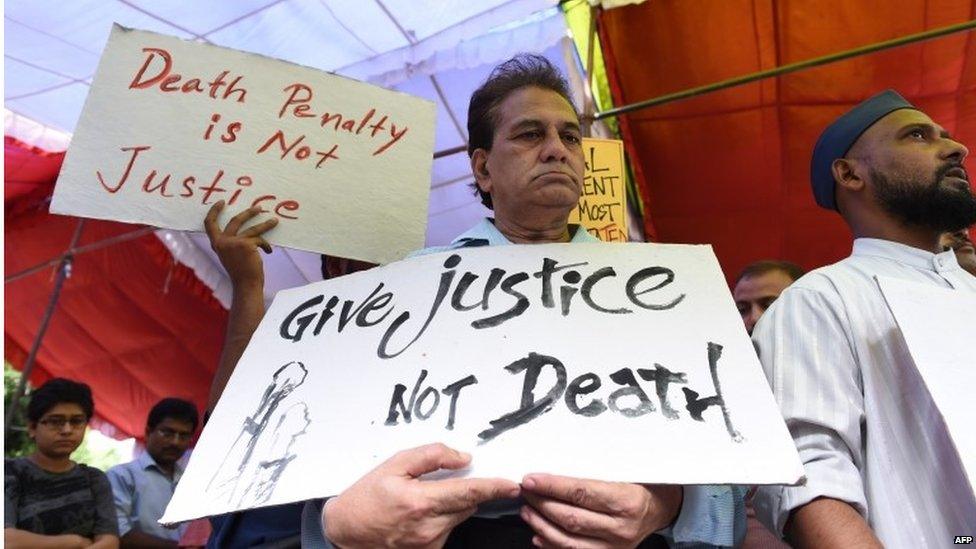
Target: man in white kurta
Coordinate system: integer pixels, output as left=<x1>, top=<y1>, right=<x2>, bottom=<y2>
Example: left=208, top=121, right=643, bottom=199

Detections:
left=752, top=89, right=976, bottom=548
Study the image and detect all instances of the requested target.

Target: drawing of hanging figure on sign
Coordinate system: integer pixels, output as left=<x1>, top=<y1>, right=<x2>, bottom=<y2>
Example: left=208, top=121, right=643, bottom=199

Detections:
left=207, top=361, right=310, bottom=507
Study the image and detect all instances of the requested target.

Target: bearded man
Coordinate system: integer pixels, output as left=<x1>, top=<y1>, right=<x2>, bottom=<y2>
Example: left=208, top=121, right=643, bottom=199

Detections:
left=751, top=90, right=976, bottom=548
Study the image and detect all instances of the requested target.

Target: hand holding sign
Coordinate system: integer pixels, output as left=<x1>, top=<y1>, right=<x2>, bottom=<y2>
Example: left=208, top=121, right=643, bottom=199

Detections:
left=322, top=443, right=520, bottom=548
left=520, top=475, right=682, bottom=548
left=204, top=202, right=278, bottom=287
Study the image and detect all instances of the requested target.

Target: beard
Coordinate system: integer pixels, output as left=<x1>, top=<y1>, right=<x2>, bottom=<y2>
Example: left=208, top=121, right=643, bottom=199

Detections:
left=873, top=163, right=976, bottom=233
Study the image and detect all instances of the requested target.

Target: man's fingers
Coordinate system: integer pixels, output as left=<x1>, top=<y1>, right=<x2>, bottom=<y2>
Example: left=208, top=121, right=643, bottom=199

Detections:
left=204, top=200, right=225, bottom=242
left=240, top=217, right=279, bottom=239
left=521, top=474, right=622, bottom=514
left=426, top=477, right=521, bottom=514
left=522, top=492, right=619, bottom=539
left=387, top=443, right=472, bottom=478
left=520, top=504, right=606, bottom=549
left=224, top=206, right=264, bottom=235
left=257, top=238, right=273, bottom=255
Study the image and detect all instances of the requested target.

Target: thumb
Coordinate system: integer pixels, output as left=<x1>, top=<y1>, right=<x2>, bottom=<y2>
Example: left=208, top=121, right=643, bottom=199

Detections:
left=385, top=443, right=471, bottom=478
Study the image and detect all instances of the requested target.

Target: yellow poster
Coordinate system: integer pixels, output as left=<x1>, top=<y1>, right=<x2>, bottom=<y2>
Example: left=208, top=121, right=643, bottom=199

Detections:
left=570, top=137, right=627, bottom=242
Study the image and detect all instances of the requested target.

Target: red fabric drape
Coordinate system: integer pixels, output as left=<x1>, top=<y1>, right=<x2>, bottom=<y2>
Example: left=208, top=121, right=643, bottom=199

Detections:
left=5, top=138, right=226, bottom=439
left=599, top=0, right=976, bottom=280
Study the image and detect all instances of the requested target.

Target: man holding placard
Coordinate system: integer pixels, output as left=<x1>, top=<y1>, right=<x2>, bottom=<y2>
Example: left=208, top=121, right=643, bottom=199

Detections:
left=206, top=55, right=743, bottom=548
left=752, top=90, right=976, bottom=547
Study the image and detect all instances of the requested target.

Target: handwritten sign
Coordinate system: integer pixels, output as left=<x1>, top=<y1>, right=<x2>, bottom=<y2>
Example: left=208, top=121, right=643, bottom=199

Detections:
left=569, top=138, right=627, bottom=242
left=878, top=276, right=976, bottom=497
left=162, top=243, right=803, bottom=522
left=50, top=25, right=436, bottom=264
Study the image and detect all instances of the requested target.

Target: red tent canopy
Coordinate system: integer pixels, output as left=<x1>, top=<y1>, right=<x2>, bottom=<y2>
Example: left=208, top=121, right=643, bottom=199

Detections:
left=598, top=0, right=976, bottom=279
left=6, top=3, right=975, bottom=438
left=5, top=138, right=225, bottom=439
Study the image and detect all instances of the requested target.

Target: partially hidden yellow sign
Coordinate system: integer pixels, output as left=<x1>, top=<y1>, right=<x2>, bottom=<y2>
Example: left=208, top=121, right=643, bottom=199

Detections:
left=570, top=138, right=627, bottom=242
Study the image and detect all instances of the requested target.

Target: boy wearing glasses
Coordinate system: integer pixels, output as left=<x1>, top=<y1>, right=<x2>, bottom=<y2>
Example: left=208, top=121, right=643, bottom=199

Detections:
left=107, top=398, right=198, bottom=548
left=4, top=378, right=120, bottom=548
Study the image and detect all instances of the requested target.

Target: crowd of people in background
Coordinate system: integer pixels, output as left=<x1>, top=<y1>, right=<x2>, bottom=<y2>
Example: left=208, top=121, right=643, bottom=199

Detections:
left=6, top=53, right=976, bottom=548
left=5, top=384, right=202, bottom=549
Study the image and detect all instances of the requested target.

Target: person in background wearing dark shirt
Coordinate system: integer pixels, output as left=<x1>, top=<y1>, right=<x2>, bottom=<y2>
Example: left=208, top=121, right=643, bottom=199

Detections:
left=4, top=378, right=119, bottom=549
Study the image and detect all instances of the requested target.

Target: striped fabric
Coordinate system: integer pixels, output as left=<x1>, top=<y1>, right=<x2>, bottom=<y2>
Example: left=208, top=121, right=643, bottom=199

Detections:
left=752, top=238, right=976, bottom=548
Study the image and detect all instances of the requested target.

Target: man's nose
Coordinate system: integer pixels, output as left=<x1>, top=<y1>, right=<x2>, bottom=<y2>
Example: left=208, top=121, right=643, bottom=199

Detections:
left=539, top=130, right=569, bottom=162
left=942, top=136, right=969, bottom=163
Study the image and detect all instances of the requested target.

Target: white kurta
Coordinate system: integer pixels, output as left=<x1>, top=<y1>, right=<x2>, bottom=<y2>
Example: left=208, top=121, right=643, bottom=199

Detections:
left=751, top=238, right=976, bottom=547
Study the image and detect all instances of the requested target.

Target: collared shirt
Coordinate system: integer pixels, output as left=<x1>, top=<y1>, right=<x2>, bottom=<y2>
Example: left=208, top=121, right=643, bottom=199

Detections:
left=107, top=452, right=186, bottom=541
left=304, top=218, right=746, bottom=548
left=752, top=238, right=976, bottom=547
left=411, top=217, right=602, bottom=255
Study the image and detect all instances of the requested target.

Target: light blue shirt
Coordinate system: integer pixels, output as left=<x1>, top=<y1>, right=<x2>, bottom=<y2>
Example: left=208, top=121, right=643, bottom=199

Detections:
left=107, top=452, right=185, bottom=541
left=303, top=218, right=746, bottom=547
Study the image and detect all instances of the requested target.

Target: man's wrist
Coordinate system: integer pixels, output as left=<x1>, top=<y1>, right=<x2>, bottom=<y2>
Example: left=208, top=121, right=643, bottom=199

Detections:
left=321, top=497, right=345, bottom=548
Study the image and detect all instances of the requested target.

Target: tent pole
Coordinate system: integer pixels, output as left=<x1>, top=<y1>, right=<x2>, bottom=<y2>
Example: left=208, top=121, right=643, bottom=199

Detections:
left=580, top=4, right=600, bottom=137
left=433, top=144, right=467, bottom=159
left=5, top=226, right=155, bottom=285
left=595, top=19, right=976, bottom=120
left=4, top=220, right=85, bottom=438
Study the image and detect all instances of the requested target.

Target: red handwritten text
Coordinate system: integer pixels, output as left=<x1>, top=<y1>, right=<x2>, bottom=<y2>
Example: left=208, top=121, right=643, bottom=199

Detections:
left=278, top=83, right=408, bottom=156
left=94, top=145, right=300, bottom=220
left=256, top=130, right=340, bottom=168
left=129, top=47, right=247, bottom=103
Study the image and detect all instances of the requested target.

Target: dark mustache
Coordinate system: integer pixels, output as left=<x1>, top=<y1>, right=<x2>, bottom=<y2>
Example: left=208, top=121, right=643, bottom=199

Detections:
left=937, top=162, right=968, bottom=180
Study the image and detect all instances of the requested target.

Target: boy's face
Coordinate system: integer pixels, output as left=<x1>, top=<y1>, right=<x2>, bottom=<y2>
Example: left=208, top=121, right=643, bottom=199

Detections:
left=28, top=402, right=88, bottom=459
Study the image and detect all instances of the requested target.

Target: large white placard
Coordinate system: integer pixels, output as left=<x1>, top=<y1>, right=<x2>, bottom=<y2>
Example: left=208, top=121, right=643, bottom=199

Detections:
left=163, top=243, right=804, bottom=523
left=877, top=275, right=976, bottom=497
left=51, top=25, right=436, bottom=264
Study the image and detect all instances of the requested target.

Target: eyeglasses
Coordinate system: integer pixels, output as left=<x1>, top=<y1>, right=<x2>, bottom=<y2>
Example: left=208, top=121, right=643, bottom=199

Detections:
left=154, top=427, right=193, bottom=442
left=38, top=416, right=88, bottom=430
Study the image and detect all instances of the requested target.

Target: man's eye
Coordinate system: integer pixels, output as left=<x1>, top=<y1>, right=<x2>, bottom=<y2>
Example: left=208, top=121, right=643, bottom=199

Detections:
left=908, top=129, right=926, bottom=139
left=562, top=133, right=581, bottom=145
left=518, top=130, right=542, bottom=140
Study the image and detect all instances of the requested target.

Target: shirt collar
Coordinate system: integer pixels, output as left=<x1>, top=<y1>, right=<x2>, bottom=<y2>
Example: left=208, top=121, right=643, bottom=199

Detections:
left=852, top=237, right=962, bottom=273
left=137, top=450, right=183, bottom=476
left=451, top=218, right=600, bottom=247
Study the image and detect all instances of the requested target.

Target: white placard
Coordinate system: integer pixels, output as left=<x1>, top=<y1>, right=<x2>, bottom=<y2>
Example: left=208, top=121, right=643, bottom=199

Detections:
left=51, top=25, right=436, bottom=264
left=163, top=243, right=805, bottom=523
left=877, top=275, right=976, bottom=496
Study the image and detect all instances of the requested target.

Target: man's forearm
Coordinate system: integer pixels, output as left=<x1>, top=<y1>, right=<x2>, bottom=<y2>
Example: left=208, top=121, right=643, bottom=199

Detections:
left=4, top=528, right=88, bottom=549
left=786, top=497, right=881, bottom=549
left=119, top=530, right=176, bottom=548
left=207, top=280, right=265, bottom=412
left=90, top=534, right=120, bottom=549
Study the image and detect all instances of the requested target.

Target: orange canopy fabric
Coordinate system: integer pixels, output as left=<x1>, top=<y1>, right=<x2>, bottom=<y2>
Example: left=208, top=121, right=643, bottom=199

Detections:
left=599, top=0, right=976, bottom=280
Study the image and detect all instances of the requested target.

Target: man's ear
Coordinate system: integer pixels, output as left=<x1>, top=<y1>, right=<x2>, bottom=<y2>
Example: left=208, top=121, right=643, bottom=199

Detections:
left=832, top=157, right=865, bottom=193
left=470, top=148, right=491, bottom=194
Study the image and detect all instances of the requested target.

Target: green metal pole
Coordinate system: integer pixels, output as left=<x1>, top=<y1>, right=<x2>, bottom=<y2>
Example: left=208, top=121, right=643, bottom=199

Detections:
left=596, top=20, right=976, bottom=120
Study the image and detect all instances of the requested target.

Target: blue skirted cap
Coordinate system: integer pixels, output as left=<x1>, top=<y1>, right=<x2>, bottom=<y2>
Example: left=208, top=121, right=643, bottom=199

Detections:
left=810, top=89, right=916, bottom=210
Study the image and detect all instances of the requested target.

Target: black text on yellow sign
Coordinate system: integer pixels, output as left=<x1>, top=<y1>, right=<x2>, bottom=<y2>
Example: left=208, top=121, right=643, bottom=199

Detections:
left=570, top=138, right=627, bottom=242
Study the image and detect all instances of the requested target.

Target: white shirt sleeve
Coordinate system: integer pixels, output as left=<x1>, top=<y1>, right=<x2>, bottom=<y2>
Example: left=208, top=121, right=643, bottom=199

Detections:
left=750, top=284, right=869, bottom=537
